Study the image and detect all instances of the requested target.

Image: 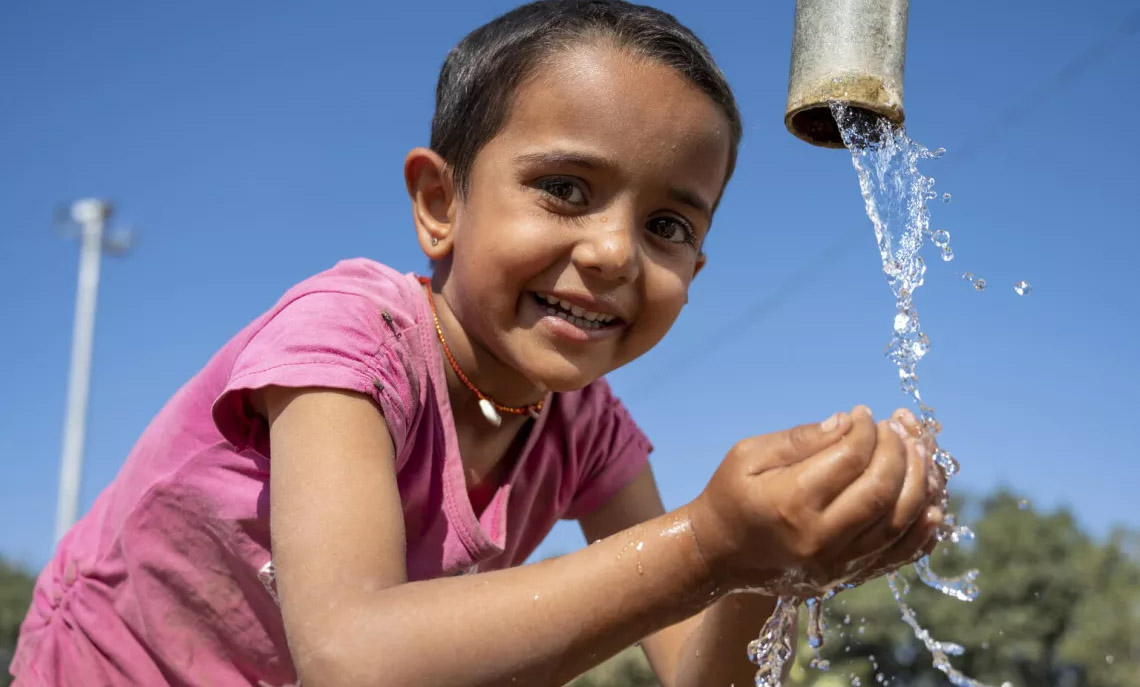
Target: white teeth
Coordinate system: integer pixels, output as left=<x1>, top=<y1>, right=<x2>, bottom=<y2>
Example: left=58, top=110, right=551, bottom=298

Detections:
left=536, top=292, right=617, bottom=327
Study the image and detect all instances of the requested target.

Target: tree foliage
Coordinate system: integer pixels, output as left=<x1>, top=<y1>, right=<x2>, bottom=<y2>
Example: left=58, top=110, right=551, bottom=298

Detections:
left=0, top=559, right=34, bottom=687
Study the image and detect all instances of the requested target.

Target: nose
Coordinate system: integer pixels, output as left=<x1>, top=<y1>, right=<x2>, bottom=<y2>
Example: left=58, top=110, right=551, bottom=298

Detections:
left=571, top=215, right=640, bottom=284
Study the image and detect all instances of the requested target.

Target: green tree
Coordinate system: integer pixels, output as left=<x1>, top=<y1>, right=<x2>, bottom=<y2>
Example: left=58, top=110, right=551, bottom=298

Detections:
left=804, top=491, right=1140, bottom=687
left=0, top=558, right=34, bottom=687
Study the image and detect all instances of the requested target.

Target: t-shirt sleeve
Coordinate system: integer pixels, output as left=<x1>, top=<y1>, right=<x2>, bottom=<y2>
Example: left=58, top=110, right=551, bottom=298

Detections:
left=212, top=290, right=419, bottom=457
left=561, top=385, right=653, bottom=520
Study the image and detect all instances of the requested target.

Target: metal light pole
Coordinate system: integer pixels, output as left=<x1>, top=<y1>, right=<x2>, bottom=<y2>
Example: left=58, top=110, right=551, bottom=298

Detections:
left=54, top=198, right=131, bottom=543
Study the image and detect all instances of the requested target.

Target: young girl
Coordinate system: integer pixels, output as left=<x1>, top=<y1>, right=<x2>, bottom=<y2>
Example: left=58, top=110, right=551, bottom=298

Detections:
left=12, top=2, right=945, bottom=686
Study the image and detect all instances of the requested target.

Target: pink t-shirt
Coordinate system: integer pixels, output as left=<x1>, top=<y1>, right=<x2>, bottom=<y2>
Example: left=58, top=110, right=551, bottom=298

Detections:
left=12, top=259, right=652, bottom=687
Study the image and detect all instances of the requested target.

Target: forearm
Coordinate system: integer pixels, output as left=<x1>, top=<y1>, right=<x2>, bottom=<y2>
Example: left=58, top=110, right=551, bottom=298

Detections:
left=291, top=506, right=721, bottom=687
left=674, top=592, right=783, bottom=687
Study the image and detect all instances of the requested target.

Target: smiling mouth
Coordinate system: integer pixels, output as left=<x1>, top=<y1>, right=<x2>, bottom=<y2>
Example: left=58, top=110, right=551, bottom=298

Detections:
left=531, top=292, right=623, bottom=330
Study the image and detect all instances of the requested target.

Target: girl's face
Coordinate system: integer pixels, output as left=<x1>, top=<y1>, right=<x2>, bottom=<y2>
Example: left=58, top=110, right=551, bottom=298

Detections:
left=436, top=42, right=731, bottom=394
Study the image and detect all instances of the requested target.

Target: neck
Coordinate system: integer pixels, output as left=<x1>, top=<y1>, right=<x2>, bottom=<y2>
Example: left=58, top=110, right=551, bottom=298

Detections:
left=425, top=279, right=547, bottom=416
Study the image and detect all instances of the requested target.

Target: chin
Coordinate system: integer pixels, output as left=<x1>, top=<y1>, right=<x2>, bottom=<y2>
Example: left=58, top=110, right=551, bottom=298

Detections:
left=525, top=359, right=609, bottom=394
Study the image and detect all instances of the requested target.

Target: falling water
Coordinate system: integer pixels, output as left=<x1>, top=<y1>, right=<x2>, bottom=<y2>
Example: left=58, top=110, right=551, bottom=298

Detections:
left=831, top=102, right=989, bottom=687
left=746, top=104, right=995, bottom=687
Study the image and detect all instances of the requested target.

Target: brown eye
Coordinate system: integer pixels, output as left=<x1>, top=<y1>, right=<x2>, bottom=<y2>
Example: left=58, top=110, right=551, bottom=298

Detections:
left=537, top=178, right=587, bottom=206
left=646, top=216, right=695, bottom=245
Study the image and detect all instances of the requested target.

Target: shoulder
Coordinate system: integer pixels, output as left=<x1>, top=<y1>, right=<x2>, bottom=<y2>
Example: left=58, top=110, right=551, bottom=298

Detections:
left=552, top=378, right=652, bottom=454
left=550, top=378, right=654, bottom=520
left=212, top=259, right=431, bottom=455
left=275, top=258, right=425, bottom=329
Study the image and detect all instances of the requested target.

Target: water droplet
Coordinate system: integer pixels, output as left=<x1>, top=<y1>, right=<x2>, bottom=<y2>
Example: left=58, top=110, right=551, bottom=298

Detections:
left=932, top=147, right=946, bottom=158
left=933, top=449, right=960, bottom=477
left=961, top=272, right=974, bottom=282
left=940, top=246, right=954, bottom=262
left=858, top=626, right=866, bottom=635
left=746, top=638, right=762, bottom=662
left=931, top=229, right=950, bottom=248
left=809, top=657, right=831, bottom=670
left=1014, top=280, right=1032, bottom=296
left=941, top=193, right=951, bottom=204
left=911, top=333, right=930, bottom=359
left=974, top=279, right=987, bottom=292
left=1106, top=655, right=1115, bottom=665
left=1018, top=499, right=1029, bottom=510
left=894, top=312, right=910, bottom=332
left=636, top=561, right=644, bottom=575
left=851, top=677, right=862, bottom=686
left=1001, top=683, right=1013, bottom=687
left=876, top=673, right=885, bottom=684
left=843, top=614, right=851, bottom=624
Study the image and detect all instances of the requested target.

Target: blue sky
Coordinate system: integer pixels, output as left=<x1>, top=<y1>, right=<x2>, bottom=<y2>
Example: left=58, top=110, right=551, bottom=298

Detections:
left=1, top=0, right=1137, bottom=570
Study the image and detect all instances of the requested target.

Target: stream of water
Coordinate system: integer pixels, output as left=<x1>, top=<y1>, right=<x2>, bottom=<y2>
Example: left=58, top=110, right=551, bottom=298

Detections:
left=747, top=104, right=1000, bottom=687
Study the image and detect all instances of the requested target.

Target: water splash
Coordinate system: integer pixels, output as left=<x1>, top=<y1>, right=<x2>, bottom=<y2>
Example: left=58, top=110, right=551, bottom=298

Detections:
left=829, top=102, right=992, bottom=686
left=748, top=596, right=798, bottom=687
left=745, top=104, right=1000, bottom=687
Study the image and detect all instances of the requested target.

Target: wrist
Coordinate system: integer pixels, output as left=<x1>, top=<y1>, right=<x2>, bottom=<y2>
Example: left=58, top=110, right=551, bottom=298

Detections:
left=676, top=498, right=736, bottom=596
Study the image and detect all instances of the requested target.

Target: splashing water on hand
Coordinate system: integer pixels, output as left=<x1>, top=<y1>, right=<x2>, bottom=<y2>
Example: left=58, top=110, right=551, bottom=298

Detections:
left=746, top=104, right=995, bottom=687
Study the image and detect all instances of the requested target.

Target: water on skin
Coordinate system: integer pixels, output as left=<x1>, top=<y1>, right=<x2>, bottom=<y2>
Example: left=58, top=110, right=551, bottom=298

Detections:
left=745, top=103, right=992, bottom=687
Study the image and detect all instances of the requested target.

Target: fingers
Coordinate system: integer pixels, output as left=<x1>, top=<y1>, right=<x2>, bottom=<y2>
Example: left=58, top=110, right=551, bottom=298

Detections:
left=870, top=505, right=944, bottom=575
left=835, top=430, right=929, bottom=561
left=821, top=418, right=909, bottom=547
left=752, top=410, right=855, bottom=472
left=791, top=406, right=878, bottom=509
left=891, top=408, right=945, bottom=499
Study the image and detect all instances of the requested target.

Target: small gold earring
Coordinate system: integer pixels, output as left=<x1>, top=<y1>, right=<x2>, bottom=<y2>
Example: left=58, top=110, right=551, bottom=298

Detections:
left=431, top=237, right=438, bottom=246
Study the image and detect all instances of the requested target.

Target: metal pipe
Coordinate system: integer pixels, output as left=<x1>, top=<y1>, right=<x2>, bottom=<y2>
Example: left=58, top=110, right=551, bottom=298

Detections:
left=785, top=0, right=909, bottom=147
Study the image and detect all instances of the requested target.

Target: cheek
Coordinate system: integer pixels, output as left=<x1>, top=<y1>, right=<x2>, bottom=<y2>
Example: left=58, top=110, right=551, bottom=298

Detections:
left=640, top=268, right=692, bottom=333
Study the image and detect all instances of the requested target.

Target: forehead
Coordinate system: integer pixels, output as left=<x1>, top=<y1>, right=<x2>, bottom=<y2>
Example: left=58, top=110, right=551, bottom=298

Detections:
left=486, top=42, right=731, bottom=193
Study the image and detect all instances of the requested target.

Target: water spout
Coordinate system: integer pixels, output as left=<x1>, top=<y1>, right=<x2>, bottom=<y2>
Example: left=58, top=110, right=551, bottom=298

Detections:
left=785, top=0, right=909, bottom=147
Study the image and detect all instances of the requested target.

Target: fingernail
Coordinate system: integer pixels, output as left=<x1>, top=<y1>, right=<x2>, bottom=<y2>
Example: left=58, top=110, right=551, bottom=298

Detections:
left=820, top=412, right=844, bottom=431
left=854, top=405, right=873, bottom=418
left=888, top=420, right=907, bottom=438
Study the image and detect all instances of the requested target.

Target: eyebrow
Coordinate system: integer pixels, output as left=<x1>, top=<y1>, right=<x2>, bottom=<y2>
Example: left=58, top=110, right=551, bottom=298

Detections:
left=668, top=186, right=712, bottom=219
left=514, top=150, right=612, bottom=170
left=515, top=149, right=714, bottom=218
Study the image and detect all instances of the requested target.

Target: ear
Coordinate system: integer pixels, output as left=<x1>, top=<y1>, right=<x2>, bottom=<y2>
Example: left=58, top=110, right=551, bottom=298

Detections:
left=405, top=147, right=456, bottom=260
left=685, top=252, right=707, bottom=304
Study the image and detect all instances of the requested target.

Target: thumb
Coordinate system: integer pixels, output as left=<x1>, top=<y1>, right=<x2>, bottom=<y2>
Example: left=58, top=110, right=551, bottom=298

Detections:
left=760, top=410, right=854, bottom=469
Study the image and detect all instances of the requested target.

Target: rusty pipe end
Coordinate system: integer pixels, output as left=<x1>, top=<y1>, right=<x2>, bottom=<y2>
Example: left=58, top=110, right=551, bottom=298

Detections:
left=785, top=0, right=909, bottom=148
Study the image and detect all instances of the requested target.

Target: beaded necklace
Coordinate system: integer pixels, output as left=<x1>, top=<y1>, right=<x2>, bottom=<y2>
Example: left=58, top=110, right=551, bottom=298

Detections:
left=419, top=276, right=544, bottom=426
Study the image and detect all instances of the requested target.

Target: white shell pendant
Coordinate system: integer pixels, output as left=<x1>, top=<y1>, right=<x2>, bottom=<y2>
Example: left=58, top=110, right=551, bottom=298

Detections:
left=478, top=398, right=503, bottom=427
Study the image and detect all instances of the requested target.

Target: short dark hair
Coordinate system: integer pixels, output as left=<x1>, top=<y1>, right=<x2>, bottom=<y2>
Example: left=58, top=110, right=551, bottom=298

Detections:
left=430, top=0, right=742, bottom=199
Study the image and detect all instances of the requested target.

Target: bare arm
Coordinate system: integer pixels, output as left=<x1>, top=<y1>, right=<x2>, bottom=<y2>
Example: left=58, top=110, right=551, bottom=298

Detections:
left=579, top=466, right=783, bottom=687
left=265, top=389, right=940, bottom=687
left=263, top=387, right=721, bottom=687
